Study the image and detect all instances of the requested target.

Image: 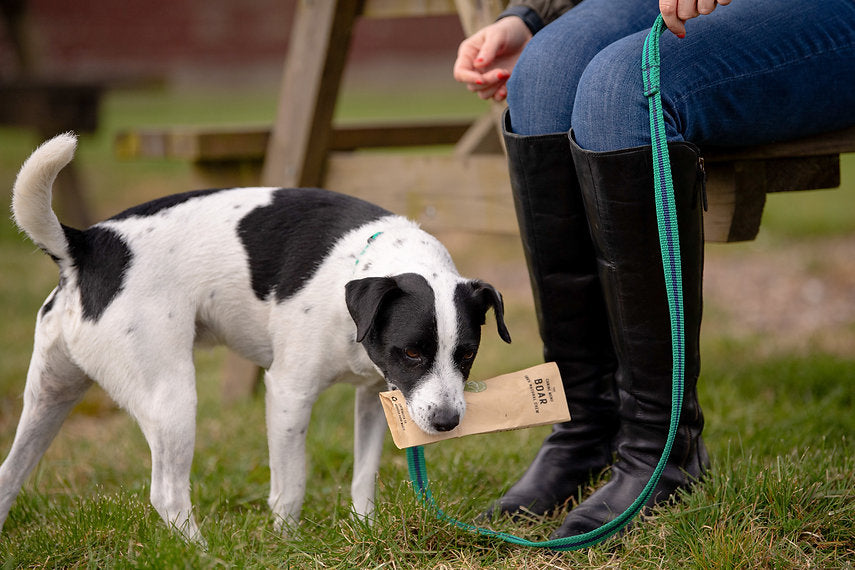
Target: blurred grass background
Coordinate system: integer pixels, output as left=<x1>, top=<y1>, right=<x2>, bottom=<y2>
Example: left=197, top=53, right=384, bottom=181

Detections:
left=0, top=84, right=853, bottom=567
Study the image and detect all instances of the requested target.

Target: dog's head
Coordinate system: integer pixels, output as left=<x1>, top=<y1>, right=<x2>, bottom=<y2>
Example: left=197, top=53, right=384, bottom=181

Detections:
left=345, top=273, right=511, bottom=434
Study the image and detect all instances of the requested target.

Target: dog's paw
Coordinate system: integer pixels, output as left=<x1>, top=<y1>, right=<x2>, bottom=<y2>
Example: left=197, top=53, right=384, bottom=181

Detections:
left=351, top=495, right=377, bottom=522
left=272, top=513, right=299, bottom=538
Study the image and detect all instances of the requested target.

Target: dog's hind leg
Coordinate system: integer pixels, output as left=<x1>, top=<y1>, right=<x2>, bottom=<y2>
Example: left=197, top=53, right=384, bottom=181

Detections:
left=351, top=382, right=387, bottom=520
left=126, top=359, right=203, bottom=545
left=61, top=291, right=208, bottom=544
left=0, top=312, right=91, bottom=532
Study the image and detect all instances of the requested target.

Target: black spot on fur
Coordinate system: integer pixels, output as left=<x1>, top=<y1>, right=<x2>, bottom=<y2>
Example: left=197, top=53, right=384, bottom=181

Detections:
left=238, top=188, right=389, bottom=302
left=62, top=224, right=132, bottom=322
left=108, top=188, right=230, bottom=221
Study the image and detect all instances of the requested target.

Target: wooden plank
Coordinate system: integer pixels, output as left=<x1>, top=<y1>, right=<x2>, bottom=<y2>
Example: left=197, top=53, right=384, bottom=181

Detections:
left=117, top=123, right=855, bottom=166
left=762, top=155, right=840, bottom=193
left=115, top=125, right=852, bottom=243
left=261, top=0, right=361, bottom=187
left=171, top=149, right=845, bottom=244
left=115, top=126, right=269, bottom=161
left=703, top=125, right=855, bottom=162
left=324, top=152, right=516, bottom=234
left=115, top=119, right=477, bottom=161
left=362, top=0, right=457, bottom=18
left=330, top=119, right=471, bottom=149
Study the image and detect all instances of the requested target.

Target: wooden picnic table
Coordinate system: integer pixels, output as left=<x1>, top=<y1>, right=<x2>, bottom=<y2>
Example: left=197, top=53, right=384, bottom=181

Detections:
left=114, top=0, right=855, bottom=399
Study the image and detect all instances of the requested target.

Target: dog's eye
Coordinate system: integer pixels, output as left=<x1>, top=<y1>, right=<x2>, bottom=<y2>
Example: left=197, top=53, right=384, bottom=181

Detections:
left=403, top=347, right=422, bottom=360
left=461, top=350, right=475, bottom=361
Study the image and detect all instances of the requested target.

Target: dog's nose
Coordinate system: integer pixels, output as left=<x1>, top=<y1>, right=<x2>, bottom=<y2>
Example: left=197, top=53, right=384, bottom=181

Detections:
left=431, top=410, right=460, bottom=432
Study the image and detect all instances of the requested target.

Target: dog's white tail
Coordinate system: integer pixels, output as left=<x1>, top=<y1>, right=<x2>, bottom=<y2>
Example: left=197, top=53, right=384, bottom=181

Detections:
left=11, top=133, right=78, bottom=261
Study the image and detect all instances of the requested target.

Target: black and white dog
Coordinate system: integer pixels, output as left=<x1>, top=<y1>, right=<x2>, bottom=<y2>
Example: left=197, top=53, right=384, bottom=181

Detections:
left=0, top=134, right=510, bottom=542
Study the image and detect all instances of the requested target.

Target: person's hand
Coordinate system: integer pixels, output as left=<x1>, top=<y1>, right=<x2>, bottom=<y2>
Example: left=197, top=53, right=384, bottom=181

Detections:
left=660, top=0, right=731, bottom=38
left=453, top=16, right=532, bottom=101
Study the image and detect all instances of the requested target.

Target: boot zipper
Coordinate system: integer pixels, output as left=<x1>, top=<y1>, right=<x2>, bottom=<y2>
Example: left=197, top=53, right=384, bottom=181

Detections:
left=697, top=156, right=708, bottom=212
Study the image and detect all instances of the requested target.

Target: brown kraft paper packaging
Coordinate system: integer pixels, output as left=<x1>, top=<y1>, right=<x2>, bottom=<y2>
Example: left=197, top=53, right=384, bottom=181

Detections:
left=379, top=362, right=570, bottom=449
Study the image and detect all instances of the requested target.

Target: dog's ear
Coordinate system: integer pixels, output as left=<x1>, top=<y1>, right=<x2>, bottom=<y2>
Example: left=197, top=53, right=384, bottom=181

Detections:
left=345, top=277, right=401, bottom=343
left=469, top=280, right=512, bottom=344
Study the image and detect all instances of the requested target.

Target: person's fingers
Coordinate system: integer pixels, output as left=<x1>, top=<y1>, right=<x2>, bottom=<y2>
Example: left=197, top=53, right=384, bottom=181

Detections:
left=474, top=32, right=504, bottom=71
left=493, top=84, right=508, bottom=102
left=676, top=0, right=700, bottom=23
left=662, top=0, right=731, bottom=37
left=454, top=64, right=485, bottom=86
left=484, top=68, right=511, bottom=84
left=697, top=0, right=717, bottom=15
left=453, top=36, right=484, bottom=83
left=659, top=0, right=686, bottom=38
left=454, top=17, right=528, bottom=99
left=466, top=68, right=511, bottom=100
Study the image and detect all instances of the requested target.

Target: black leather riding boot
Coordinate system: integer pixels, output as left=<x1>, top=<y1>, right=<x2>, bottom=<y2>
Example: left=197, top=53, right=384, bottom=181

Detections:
left=551, top=133, right=710, bottom=538
left=488, top=111, right=619, bottom=517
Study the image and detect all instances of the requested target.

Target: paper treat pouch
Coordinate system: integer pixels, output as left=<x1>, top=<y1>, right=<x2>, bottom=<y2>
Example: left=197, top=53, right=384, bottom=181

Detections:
left=379, top=362, right=570, bottom=449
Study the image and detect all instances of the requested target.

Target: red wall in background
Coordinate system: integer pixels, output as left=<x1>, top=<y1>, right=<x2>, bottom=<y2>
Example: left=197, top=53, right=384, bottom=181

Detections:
left=1, top=0, right=465, bottom=83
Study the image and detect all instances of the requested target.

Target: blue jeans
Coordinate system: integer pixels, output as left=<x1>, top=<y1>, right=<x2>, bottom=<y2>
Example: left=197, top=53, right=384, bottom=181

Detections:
left=507, top=0, right=855, bottom=151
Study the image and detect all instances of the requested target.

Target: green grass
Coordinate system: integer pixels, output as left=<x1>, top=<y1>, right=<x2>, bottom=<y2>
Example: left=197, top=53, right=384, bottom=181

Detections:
left=2, top=351, right=852, bottom=568
left=0, top=87, right=854, bottom=567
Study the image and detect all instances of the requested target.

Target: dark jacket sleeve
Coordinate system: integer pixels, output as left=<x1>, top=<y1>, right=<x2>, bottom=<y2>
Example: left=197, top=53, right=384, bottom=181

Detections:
left=499, top=0, right=582, bottom=34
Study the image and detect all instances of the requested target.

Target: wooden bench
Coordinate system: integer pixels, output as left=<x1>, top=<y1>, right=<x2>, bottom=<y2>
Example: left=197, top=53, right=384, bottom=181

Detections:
left=113, top=0, right=855, bottom=399
left=116, top=120, right=855, bottom=243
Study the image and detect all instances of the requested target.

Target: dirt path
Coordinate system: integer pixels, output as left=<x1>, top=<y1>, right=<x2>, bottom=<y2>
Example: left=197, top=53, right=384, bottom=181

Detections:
left=703, top=234, right=855, bottom=356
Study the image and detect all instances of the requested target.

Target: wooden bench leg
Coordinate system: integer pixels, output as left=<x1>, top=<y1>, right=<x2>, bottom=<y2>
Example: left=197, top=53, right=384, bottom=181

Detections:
left=221, top=0, right=361, bottom=403
left=221, top=352, right=263, bottom=402
left=704, top=154, right=841, bottom=242
left=705, top=160, right=772, bottom=242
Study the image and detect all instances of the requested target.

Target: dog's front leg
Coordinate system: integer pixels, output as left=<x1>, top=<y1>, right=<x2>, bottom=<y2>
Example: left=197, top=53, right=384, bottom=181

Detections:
left=351, top=383, right=387, bottom=520
left=264, top=368, right=322, bottom=533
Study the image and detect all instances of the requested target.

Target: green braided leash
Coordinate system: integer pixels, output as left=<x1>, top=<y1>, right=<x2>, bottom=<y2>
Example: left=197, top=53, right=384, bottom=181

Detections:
left=404, top=14, right=684, bottom=551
